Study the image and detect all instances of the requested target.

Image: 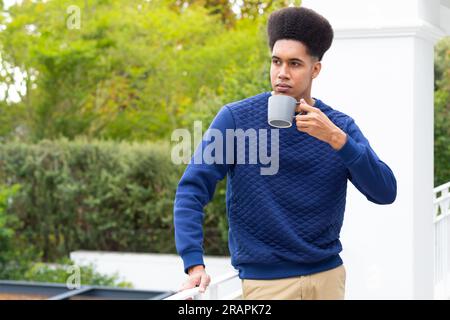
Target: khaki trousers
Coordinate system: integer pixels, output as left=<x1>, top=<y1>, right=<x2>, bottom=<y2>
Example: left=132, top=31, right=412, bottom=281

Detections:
left=241, top=265, right=346, bottom=300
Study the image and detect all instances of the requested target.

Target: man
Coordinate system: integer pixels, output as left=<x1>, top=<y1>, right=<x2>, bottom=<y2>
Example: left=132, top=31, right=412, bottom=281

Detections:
left=173, top=6, right=397, bottom=300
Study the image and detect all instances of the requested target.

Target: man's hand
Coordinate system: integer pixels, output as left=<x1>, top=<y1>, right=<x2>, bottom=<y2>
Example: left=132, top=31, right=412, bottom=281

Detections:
left=295, top=99, right=347, bottom=151
left=179, top=265, right=211, bottom=294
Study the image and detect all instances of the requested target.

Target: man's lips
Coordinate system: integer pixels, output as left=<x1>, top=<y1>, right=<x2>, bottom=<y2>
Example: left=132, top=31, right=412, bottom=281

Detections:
left=275, top=84, right=292, bottom=92
left=276, top=83, right=292, bottom=88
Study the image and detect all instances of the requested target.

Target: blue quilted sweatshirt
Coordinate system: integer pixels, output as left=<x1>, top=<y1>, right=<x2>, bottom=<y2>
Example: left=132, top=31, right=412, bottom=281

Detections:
left=174, top=91, right=397, bottom=279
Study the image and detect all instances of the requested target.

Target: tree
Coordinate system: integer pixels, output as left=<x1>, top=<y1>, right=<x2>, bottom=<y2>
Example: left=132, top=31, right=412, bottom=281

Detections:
left=0, top=0, right=276, bottom=141
left=434, top=37, right=450, bottom=187
left=168, top=0, right=302, bottom=27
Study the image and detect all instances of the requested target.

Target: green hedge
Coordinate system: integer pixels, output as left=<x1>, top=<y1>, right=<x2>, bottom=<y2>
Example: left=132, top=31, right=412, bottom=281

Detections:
left=0, top=140, right=228, bottom=261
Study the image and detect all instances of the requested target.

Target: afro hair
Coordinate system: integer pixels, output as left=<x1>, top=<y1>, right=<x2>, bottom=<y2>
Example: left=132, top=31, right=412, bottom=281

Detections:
left=267, top=7, right=334, bottom=61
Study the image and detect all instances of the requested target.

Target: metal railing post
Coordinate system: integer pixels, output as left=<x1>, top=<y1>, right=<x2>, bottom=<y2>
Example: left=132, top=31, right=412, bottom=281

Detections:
left=433, top=181, right=450, bottom=299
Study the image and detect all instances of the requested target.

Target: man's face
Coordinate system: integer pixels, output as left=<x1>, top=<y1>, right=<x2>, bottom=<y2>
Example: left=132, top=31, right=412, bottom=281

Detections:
left=270, top=39, right=321, bottom=101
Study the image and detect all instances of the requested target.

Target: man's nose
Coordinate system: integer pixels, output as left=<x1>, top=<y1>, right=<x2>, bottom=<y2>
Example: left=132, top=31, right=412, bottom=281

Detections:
left=278, top=64, right=290, bottom=79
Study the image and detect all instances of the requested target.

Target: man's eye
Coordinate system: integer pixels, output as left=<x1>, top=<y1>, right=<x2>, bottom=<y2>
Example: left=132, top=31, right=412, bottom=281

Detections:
left=291, top=62, right=300, bottom=67
left=272, top=60, right=280, bottom=65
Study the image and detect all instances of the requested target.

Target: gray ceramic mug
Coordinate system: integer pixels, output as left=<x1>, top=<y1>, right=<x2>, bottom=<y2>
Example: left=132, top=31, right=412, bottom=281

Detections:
left=267, top=94, right=299, bottom=128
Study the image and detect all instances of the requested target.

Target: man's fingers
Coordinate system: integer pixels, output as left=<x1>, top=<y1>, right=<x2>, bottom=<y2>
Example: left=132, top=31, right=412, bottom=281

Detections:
left=296, top=99, right=317, bottom=113
left=295, top=114, right=315, bottom=121
left=178, top=272, right=211, bottom=294
left=295, top=105, right=302, bottom=113
left=296, top=120, right=312, bottom=131
left=199, top=274, right=211, bottom=293
left=179, top=276, right=201, bottom=291
left=296, top=124, right=310, bottom=130
left=297, top=103, right=316, bottom=113
left=178, top=282, right=193, bottom=292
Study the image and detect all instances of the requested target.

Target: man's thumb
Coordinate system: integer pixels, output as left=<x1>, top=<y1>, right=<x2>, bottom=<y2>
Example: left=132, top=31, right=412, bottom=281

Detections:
left=199, top=274, right=211, bottom=293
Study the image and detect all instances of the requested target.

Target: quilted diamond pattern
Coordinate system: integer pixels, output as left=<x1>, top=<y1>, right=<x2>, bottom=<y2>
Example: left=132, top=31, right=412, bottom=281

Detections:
left=226, top=92, right=350, bottom=267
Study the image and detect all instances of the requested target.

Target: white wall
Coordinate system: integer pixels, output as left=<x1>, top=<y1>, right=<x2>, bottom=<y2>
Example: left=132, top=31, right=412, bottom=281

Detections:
left=316, top=36, right=417, bottom=299
left=302, top=0, right=447, bottom=299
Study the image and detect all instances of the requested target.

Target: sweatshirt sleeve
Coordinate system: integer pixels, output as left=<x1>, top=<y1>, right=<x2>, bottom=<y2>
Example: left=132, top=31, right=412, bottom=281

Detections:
left=336, top=117, right=397, bottom=204
left=174, top=106, right=235, bottom=274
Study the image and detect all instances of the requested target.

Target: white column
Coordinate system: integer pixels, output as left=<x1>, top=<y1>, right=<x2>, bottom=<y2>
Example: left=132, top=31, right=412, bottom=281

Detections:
left=302, top=0, right=448, bottom=299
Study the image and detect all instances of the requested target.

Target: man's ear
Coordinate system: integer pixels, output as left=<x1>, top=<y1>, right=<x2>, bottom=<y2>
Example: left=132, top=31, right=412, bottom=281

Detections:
left=312, top=60, right=322, bottom=79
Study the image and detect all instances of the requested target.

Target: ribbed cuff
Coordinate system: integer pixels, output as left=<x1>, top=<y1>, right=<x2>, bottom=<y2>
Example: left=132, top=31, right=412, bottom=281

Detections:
left=336, top=135, right=363, bottom=166
left=182, top=251, right=205, bottom=274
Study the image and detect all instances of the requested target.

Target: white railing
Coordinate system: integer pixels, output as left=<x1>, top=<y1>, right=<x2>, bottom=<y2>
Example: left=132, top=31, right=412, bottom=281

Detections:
left=434, top=181, right=450, bottom=299
left=164, top=270, right=241, bottom=300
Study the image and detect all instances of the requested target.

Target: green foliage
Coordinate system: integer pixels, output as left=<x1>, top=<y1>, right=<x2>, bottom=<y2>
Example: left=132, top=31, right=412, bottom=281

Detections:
left=0, top=184, right=38, bottom=279
left=0, top=139, right=229, bottom=260
left=0, top=0, right=279, bottom=142
left=23, top=261, right=132, bottom=287
left=181, top=16, right=272, bottom=131
left=434, top=37, right=450, bottom=187
left=170, top=1, right=302, bottom=27
left=1, top=184, right=128, bottom=286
